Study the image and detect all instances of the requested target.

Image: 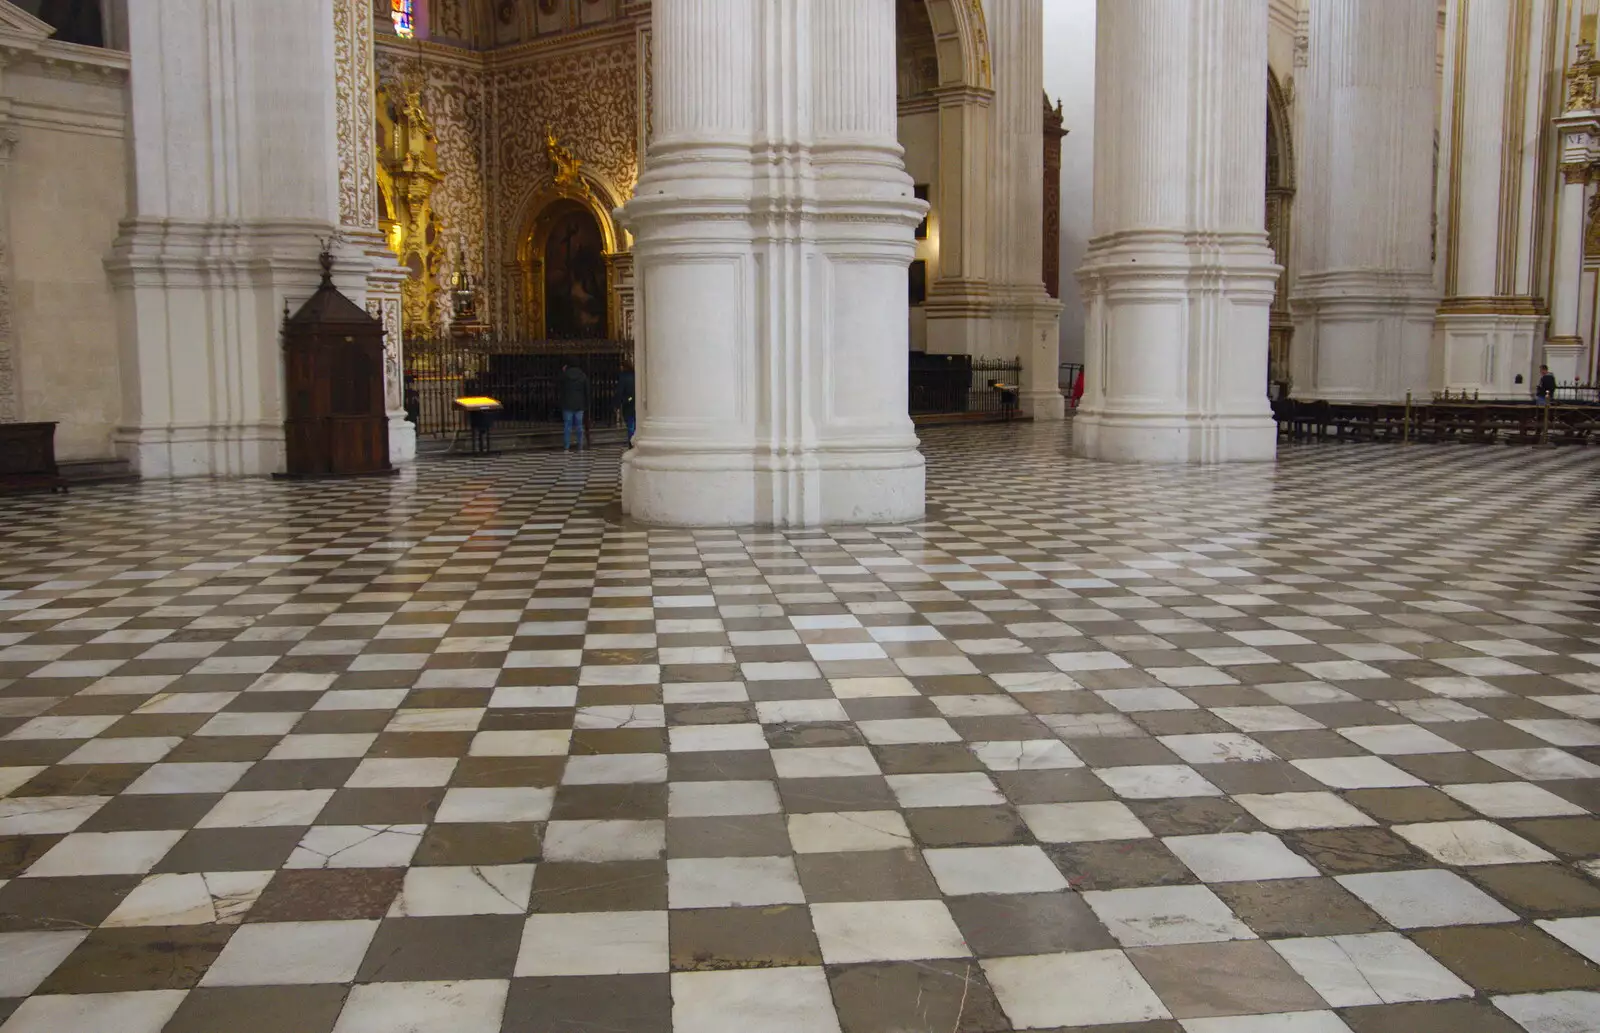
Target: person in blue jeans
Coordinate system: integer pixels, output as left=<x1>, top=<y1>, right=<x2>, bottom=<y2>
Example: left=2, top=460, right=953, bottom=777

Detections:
left=557, top=361, right=589, bottom=450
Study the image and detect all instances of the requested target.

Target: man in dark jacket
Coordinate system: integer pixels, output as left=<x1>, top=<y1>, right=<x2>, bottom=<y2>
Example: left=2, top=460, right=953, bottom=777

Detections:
left=558, top=362, right=590, bottom=450
left=1536, top=364, right=1558, bottom=406
left=617, top=361, right=637, bottom=444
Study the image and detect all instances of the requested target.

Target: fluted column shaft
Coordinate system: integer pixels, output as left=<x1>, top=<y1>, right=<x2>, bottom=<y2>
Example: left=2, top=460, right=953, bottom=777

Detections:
left=1074, top=0, right=1278, bottom=463
left=986, top=0, right=1064, bottom=420
left=618, top=0, right=924, bottom=527
left=1434, top=0, right=1554, bottom=396
left=1291, top=0, right=1439, bottom=401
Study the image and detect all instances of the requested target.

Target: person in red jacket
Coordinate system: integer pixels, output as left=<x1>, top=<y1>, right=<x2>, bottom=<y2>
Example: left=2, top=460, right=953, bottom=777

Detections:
left=1071, top=368, right=1085, bottom=408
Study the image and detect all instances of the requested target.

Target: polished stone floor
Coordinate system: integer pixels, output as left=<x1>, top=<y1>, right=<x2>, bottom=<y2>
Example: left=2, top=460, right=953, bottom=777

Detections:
left=1, top=423, right=1599, bottom=1032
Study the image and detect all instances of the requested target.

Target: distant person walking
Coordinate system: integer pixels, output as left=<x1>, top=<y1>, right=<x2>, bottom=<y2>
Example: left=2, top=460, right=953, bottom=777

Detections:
left=558, top=361, right=590, bottom=450
left=617, top=360, right=637, bottom=445
left=1536, top=364, right=1558, bottom=406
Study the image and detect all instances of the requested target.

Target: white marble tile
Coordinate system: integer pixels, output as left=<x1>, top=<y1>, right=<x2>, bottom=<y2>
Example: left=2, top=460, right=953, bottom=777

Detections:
left=0, top=765, right=45, bottom=796
left=516, top=911, right=668, bottom=975
left=969, top=739, right=1083, bottom=771
left=667, top=855, right=805, bottom=908
left=62, top=737, right=181, bottom=765
left=467, top=730, right=572, bottom=757
left=1097, top=764, right=1224, bottom=799
left=102, top=871, right=273, bottom=927
left=1181, top=1015, right=1355, bottom=1033
left=669, top=780, right=781, bottom=818
left=1271, top=933, right=1474, bottom=1006
left=1213, top=706, right=1325, bottom=732
left=197, top=789, right=334, bottom=828
left=810, top=900, right=970, bottom=963
left=0, top=930, right=90, bottom=996
left=285, top=824, right=425, bottom=869
left=857, top=717, right=962, bottom=745
left=1083, top=885, right=1257, bottom=947
left=667, top=723, right=771, bottom=752
left=1337, top=869, right=1518, bottom=928
left=23, top=830, right=185, bottom=877
left=1337, top=724, right=1463, bottom=755
left=331, top=979, right=509, bottom=1033
left=1159, top=733, right=1279, bottom=764
left=1479, top=747, right=1600, bottom=780
left=885, top=772, right=1004, bottom=808
left=562, top=753, right=669, bottom=784
left=344, top=757, right=458, bottom=788
left=930, top=693, right=1028, bottom=717
left=1492, top=991, right=1600, bottom=1033
left=1166, top=832, right=1320, bottom=882
left=543, top=820, right=665, bottom=863
left=672, top=968, right=842, bottom=1033
left=1018, top=801, right=1151, bottom=842
left=829, top=676, right=919, bottom=698
left=1441, top=781, right=1588, bottom=818
left=0, top=991, right=187, bottom=1033
left=125, top=762, right=253, bottom=795
left=753, top=698, right=850, bottom=724
left=771, top=746, right=882, bottom=779
left=201, top=920, right=379, bottom=985
left=1537, top=917, right=1600, bottom=965
left=787, top=810, right=914, bottom=853
left=982, top=950, right=1170, bottom=1028
left=1233, top=792, right=1377, bottom=830
left=1393, top=820, right=1557, bottom=866
left=1290, top=756, right=1426, bottom=789
left=1098, top=687, right=1199, bottom=712
left=390, top=865, right=535, bottom=917
left=923, top=845, right=1069, bottom=896
left=435, top=787, right=555, bottom=823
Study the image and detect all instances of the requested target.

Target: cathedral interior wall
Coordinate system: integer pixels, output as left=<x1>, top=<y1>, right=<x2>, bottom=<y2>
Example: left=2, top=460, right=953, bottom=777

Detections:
left=4, top=47, right=126, bottom=460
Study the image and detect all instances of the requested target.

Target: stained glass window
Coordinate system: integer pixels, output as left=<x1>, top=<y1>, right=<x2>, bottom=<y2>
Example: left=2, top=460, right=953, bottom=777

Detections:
left=391, top=0, right=416, bottom=39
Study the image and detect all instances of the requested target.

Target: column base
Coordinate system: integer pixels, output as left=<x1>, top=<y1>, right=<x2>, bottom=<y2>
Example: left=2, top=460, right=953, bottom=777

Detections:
left=1434, top=309, right=1544, bottom=397
left=1291, top=273, right=1438, bottom=401
left=621, top=445, right=926, bottom=527
left=1073, top=411, right=1276, bottom=464
left=388, top=414, right=417, bottom=465
left=1074, top=230, right=1279, bottom=464
left=1544, top=336, right=1590, bottom=385
left=113, top=423, right=284, bottom=479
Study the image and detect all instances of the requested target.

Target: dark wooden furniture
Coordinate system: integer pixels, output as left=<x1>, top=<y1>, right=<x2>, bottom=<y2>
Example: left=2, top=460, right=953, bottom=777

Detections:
left=0, top=421, right=67, bottom=494
left=280, top=253, right=394, bottom=479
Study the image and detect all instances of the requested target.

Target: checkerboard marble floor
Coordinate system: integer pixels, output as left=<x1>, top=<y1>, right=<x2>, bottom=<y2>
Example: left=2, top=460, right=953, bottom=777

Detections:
left=2, top=423, right=1599, bottom=1032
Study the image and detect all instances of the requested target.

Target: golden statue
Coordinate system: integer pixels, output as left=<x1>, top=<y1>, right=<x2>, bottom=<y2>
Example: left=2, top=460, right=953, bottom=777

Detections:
left=376, top=77, right=447, bottom=333
left=545, top=126, right=588, bottom=195
left=1569, top=41, right=1597, bottom=113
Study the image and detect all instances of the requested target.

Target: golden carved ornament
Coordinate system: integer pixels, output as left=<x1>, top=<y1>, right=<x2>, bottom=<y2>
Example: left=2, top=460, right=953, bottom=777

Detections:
left=1586, top=190, right=1600, bottom=259
left=1568, top=41, right=1597, bottom=113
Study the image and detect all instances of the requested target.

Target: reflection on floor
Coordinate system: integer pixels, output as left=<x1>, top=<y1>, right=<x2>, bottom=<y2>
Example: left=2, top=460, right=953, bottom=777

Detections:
left=0, top=423, right=1598, bottom=1032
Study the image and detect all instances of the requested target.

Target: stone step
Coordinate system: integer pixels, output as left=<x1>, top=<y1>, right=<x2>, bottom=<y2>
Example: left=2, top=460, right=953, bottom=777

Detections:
left=58, top=458, right=138, bottom=485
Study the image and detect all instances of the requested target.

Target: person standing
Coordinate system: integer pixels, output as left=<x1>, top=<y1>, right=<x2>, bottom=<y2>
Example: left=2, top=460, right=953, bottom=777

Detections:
left=617, top=360, right=637, bottom=444
left=1536, top=364, right=1558, bottom=406
left=558, top=361, right=590, bottom=450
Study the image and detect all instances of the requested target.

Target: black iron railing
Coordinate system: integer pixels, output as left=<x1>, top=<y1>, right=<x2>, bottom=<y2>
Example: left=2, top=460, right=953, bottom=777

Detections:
left=403, top=336, right=633, bottom=439
left=908, top=355, right=1023, bottom=418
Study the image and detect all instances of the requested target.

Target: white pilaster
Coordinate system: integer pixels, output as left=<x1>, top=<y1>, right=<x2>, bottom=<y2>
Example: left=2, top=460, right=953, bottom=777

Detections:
left=334, top=0, right=413, bottom=464
left=107, top=0, right=348, bottom=477
left=1291, top=0, right=1438, bottom=401
left=1434, top=0, right=1552, bottom=397
left=986, top=0, right=1064, bottom=421
left=924, top=86, right=992, bottom=359
left=1550, top=38, right=1600, bottom=386
left=618, top=0, right=925, bottom=527
left=1074, top=0, right=1278, bottom=464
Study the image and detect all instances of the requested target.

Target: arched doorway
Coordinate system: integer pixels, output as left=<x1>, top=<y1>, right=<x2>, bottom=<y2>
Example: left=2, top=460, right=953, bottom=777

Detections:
left=1266, top=69, right=1296, bottom=392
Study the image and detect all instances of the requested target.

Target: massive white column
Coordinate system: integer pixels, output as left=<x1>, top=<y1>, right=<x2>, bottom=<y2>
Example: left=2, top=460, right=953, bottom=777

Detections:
left=1550, top=40, right=1600, bottom=385
left=107, top=0, right=360, bottom=477
left=618, top=0, right=925, bottom=526
left=1291, top=0, right=1438, bottom=401
left=986, top=0, right=1064, bottom=420
left=924, top=86, right=993, bottom=357
left=1434, top=0, right=1555, bottom=396
left=1074, top=0, right=1278, bottom=463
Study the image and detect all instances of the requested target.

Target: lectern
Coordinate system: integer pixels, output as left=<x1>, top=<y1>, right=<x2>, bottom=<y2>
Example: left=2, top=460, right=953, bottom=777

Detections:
left=280, top=251, right=395, bottom=478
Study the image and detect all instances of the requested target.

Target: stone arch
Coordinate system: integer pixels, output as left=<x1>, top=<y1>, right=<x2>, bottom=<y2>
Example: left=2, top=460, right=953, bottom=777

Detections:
left=507, top=172, right=623, bottom=338
left=922, top=0, right=990, bottom=91
left=1266, top=67, right=1296, bottom=391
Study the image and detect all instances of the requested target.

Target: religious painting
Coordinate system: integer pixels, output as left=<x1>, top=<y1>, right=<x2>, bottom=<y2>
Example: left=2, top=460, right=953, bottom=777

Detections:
left=544, top=206, right=608, bottom=338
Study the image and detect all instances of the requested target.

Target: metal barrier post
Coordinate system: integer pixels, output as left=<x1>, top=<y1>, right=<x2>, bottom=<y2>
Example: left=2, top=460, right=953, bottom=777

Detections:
left=1403, top=392, right=1411, bottom=444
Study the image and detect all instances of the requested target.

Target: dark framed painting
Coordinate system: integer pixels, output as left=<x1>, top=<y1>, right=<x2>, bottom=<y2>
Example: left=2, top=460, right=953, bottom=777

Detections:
left=909, top=260, right=927, bottom=306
